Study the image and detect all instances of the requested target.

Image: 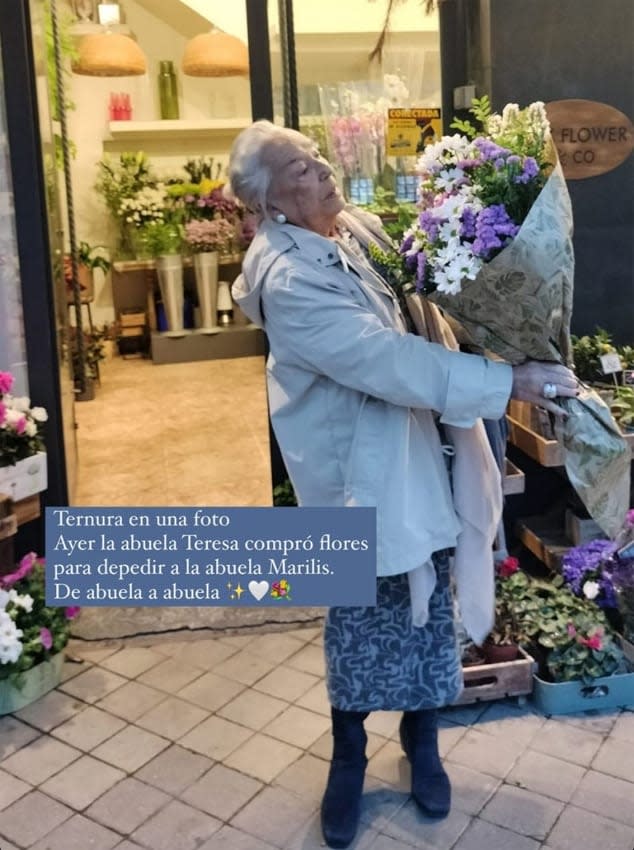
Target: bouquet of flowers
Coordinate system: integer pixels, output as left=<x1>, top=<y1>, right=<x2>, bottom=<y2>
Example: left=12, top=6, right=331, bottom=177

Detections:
left=118, top=186, right=168, bottom=229
left=184, top=218, right=236, bottom=255
left=0, top=371, right=48, bottom=467
left=1, top=553, right=79, bottom=681
left=371, top=97, right=630, bottom=536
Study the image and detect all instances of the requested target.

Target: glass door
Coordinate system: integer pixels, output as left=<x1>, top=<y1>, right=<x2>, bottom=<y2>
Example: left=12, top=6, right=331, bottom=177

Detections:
left=28, top=0, right=78, bottom=500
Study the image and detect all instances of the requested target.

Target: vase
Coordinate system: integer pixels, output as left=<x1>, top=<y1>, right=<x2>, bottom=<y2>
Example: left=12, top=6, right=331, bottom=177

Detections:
left=156, top=254, right=185, bottom=336
left=0, top=652, right=65, bottom=715
left=482, top=641, right=520, bottom=664
left=216, top=280, right=234, bottom=326
left=0, top=452, right=48, bottom=502
left=193, top=251, right=219, bottom=333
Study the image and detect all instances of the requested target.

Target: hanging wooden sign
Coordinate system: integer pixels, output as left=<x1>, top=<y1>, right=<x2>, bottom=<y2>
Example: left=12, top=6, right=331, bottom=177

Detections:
left=545, top=99, right=633, bottom=180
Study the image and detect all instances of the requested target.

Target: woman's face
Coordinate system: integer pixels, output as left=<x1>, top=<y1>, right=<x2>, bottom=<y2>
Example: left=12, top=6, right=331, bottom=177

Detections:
left=265, top=138, right=345, bottom=236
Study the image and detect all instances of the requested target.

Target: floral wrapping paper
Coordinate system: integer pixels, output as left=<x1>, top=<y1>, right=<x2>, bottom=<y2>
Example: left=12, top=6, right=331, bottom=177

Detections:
left=413, top=148, right=630, bottom=536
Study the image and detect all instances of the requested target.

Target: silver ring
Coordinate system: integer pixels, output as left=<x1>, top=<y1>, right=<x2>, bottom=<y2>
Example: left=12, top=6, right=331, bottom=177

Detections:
left=542, top=382, right=557, bottom=400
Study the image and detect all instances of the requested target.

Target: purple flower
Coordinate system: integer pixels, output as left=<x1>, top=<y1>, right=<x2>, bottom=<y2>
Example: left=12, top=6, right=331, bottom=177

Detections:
left=471, top=205, right=519, bottom=259
left=460, top=207, right=477, bottom=239
left=65, top=606, right=81, bottom=620
left=415, top=252, right=427, bottom=291
left=399, top=233, right=414, bottom=255
left=514, top=156, right=539, bottom=184
left=473, top=137, right=511, bottom=162
left=40, top=627, right=53, bottom=650
left=418, top=210, right=440, bottom=243
left=562, top=539, right=619, bottom=608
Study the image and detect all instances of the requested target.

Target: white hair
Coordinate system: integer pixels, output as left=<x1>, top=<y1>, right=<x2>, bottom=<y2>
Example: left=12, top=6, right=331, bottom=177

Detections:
left=226, top=120, right=313, bottom=220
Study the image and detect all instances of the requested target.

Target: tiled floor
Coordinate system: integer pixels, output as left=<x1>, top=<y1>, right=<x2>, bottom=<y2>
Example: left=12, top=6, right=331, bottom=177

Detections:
left=1, top=627, right=633, bottom=850
left=5, top=357, right=632, bottom=848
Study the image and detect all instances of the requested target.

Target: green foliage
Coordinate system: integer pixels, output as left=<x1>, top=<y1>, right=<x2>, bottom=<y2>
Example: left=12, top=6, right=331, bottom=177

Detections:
left=72, top=328, right=105, bottom=382
left=571, top=327, right=618, bottom=382
left=497, top=570, right=627, bottom=683
left=611, top=386, right=634, bottom=430
left=95, top=152, right=156, bottom=219
left=43, top=0, right=77, bottom=122
left=183, top=156, right=222, bottom=183
left=367, top=241, right=412, bottom=295
left=78, top=242, right=111, bottom=275
left=140, top=221, right=183, bottom=258
left=273, top=479, right=298, bottom=507
left=450, top=95, right=492, bottom=139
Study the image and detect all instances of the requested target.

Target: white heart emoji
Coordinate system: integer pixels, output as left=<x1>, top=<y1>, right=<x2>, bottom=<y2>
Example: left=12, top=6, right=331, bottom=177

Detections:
left=248, top=580, right=269, bottom=602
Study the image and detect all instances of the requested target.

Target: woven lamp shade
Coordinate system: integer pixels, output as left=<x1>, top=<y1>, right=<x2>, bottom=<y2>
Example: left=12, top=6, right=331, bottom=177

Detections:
left=73, top=32, right=147, bottom=76
left=182, top=30, right=249, bottom=77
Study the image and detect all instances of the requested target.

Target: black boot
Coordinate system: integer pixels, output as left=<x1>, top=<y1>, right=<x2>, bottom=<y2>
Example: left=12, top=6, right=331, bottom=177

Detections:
left=321, top=708, right=369, bottom=849
left=399, top=710, right=451, bottom=817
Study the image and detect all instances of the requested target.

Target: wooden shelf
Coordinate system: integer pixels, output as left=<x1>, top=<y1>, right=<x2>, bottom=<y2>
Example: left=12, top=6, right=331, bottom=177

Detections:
left=112, top=255, right=243, bottom=274
left=516, top=514, right=571, bottom=572
left=14, top=495, right=41, bottom=526
left=503, top=458, right=526, bottom=496
left=107, top=119, right=250, bottom=142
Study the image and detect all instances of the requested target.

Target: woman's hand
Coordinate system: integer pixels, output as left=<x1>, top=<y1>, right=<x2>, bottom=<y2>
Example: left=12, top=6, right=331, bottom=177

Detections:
left=511, top=361, right=579, bottom=417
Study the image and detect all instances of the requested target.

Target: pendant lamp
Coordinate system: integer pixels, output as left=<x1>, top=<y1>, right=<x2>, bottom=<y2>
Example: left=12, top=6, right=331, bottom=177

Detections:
left=182, top=29, right=249, bottom=78
left=72, top=30, right=147, bottom=76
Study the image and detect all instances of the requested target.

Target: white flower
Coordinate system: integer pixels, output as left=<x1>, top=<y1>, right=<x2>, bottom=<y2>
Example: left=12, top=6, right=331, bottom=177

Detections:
left=501, top=103, right=520, bottom=130
left=13, top=593, right=33, bottom=613
left=582, top=580, right=601, bottom=600
left=10, top=396, right=31, bottom=412
left=0, top=639, right=23, bottom=665
left=3, top=408, right=24, bottom=427
left=435, top=167, right=466, bottom=192
left=30, top=406, right=48, bottom=422
left=25, top=420, right=37, bottom=437
left=0, top=589, right=10, bottom=609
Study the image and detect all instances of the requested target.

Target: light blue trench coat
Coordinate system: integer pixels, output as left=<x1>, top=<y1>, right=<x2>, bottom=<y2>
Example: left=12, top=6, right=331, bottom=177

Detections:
left=233, top=219, right=512, bottom=583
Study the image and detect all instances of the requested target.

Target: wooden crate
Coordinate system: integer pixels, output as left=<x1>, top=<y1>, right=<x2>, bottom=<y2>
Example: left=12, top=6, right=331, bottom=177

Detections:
left=503, top=459, right=525, bottom=495
left=455, top=647, right=536, bottom=705
left=515, top=514, right=570, bottom=572
left=506, top=416, right=563, bottom=466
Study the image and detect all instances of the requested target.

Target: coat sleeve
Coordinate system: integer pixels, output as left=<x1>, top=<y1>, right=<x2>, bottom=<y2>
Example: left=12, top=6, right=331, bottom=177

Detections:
left=262, top=262, right=512, bottom=428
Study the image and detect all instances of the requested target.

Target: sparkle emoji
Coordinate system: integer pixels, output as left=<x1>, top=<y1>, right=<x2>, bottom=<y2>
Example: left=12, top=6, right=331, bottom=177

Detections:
left=270, top=579, right=291, bottom=600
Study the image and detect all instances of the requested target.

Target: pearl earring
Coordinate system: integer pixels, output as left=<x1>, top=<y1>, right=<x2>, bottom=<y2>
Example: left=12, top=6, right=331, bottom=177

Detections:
left=275, top=213, right=287, bottom=224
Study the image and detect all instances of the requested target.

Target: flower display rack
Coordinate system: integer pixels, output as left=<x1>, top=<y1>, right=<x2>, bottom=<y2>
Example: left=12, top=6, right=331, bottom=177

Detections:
left=455, top=646, right=536, bottom=705
left=531, top=647, right=634, bottom=716
left=507, top=406, right=634, bottom=468
left=503, top=458, right=525, bottom=495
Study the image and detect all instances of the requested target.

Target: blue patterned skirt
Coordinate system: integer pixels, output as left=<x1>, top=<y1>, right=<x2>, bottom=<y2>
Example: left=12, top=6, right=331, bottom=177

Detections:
left=324, top=550, right=462, bottom=711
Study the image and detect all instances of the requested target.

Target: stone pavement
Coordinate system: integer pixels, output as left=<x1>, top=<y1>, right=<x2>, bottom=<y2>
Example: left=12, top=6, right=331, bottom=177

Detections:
left=1, top=626, right=633, bottom=850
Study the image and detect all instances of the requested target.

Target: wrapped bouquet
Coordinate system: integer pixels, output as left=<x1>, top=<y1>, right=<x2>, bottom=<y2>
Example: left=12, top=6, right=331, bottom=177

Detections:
left=371, top=98, right=630, bottom=536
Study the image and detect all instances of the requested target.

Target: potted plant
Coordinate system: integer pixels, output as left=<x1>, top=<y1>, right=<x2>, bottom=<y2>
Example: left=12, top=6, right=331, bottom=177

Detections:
left=500, top=570, right=632, bottom=713
left=611, top=386, right=634, bottom=432
left=0, top=552, right=80, bottom=714
left=64, top=241, right=111, bottom=304
left=184, top=219, right=236, bottom=332
left=141, top=219, right=185, bottom=335
left=0, top=371, right=48, bottom=501
left=481, top=556, right=528, bottom=662
left=71, top=327, right=105, bottom=401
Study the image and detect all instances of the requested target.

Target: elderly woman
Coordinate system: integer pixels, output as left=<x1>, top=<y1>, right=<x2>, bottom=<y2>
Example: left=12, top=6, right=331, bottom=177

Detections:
left=228, top=121, right=577, bottom=849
